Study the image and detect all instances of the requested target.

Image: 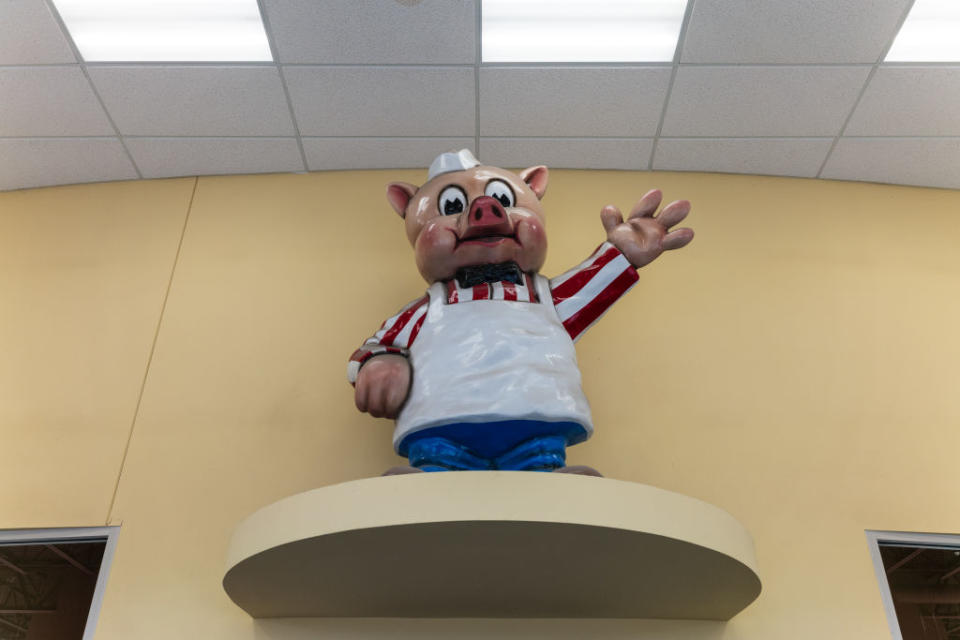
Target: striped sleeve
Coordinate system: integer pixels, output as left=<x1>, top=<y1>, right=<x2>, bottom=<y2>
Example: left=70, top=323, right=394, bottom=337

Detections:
left=347, top=294, right=429, bottom=384
left=549, top=242, right=639, bottom=342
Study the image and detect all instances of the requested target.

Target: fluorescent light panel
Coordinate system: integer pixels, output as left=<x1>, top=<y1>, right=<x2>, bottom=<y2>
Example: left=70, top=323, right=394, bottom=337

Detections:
left=482, top=0, right=688, bottom=63
left=885, top=0, right=960, bottom=61
left=52, top=0, right=272, bottom=62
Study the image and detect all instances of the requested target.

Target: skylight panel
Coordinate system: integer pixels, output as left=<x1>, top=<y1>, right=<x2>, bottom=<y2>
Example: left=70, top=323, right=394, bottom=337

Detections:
left=482, top=0, right=688, bottom=63
left=885, top=0, right=960, bottom=62
left=52, top=0, right=273, bottom=62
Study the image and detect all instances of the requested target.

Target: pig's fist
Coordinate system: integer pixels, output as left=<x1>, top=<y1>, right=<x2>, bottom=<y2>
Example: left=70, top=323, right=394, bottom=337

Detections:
left=600, top=189, right=693, bottom=269
left=354, top=354, right=411, bottom=419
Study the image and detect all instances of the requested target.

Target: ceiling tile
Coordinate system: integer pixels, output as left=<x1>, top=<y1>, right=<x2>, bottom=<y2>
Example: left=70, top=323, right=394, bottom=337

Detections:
left=0, top=66, right=113, bottom=136
left=285, top=66, right=475, bottom=136
left=479, top=138, right=653, bottom=170
left=653, top=138, right=833, bottom=178
left=303, top=137, right=474, bottom=171
left=125, top=138, right=305, bottom=179
left=0, top=0, right=76, bottom=64
left=681, top=0, right=910, bottom=63
left=0, top=138, right=136, bottom=191
left=845, top=67, right=960, bottom=136
left=820, top=138, right=960, bottom=189
left=480, top=67, right=671, bottom=137
left=87, top=66, right=295, bottom=136
left=821, top=137, right=960, bottom=189
left=264, top=0, right=476, bottom=64
left=662, top=66, right=870, bottom=137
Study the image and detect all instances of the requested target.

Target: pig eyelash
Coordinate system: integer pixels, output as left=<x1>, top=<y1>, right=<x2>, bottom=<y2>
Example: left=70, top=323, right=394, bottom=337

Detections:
left=438, top=185, right=468, bottom=216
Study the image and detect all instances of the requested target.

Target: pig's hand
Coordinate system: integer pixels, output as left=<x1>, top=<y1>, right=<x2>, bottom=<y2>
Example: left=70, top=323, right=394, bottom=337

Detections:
left=354, top=354, right=411, bottom=419
left=600, top=189, right=694, bottom=269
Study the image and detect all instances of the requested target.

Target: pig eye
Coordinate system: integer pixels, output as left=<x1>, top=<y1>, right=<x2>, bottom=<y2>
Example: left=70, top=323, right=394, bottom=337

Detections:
left=485, top=180, right=515, bottom=208
left=438, top=186, right=467, bottom=216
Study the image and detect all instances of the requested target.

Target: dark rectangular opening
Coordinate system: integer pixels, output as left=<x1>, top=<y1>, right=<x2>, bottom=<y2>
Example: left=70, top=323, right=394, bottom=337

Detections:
left=0, top=538, right=107, bottom=640
left=875, top=539, right=960, bottom=640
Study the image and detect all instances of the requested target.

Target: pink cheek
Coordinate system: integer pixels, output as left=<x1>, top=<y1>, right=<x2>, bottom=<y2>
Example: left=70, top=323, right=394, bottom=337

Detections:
left=415, top=222, right=457, bottom=264
left=517, top=218, right=547, bottom=253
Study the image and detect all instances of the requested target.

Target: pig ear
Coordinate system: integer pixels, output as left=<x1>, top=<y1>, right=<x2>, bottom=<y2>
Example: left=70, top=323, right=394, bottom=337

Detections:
left=519, top=165, right=549, bottom=200
left=386, top=182, right=418, bottom=218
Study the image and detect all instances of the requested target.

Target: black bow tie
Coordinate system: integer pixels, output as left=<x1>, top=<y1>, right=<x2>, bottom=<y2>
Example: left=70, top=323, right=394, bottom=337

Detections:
left=455, top=262, right=524, bottom=288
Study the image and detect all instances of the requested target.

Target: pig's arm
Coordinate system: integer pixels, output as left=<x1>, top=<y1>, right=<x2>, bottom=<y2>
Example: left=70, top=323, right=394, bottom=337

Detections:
left=347, top=295, right=428, bottom=419
left=600, top=189, right=693, bottom=270
left=549, top=242, right=639, bottom=342
left=549, top=190, right=692, bottom=342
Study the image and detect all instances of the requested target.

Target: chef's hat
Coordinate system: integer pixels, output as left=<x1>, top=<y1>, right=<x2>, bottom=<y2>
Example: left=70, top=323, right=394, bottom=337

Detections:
left=428, top=149, right=480, bottom=181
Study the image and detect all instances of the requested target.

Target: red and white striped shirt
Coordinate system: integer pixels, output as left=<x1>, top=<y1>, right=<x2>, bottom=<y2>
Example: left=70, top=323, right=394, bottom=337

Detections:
left=548, top=241, right=639, bottom=341
left=347, top=242, right=637, bottom=382
left=443, top=272, right=539, bottom=304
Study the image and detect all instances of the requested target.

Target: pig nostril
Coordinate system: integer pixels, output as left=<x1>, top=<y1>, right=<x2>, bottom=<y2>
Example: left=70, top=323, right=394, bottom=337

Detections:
left=475, top=211, right=482, bottom=221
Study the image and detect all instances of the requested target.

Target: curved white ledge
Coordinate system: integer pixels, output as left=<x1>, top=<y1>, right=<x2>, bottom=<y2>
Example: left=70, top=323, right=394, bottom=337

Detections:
left=223, top=472, right=761, bottom=619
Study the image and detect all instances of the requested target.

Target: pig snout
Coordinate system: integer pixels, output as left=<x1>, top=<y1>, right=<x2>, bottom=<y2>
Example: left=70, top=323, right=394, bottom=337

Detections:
left=469, top=195, right=506, bottom=225
left=461, top=195, right=513, bottom=239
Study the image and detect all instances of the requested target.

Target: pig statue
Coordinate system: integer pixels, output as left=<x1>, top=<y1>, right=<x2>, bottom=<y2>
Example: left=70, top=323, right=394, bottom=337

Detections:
left=347, top=149, right=693, bottom=476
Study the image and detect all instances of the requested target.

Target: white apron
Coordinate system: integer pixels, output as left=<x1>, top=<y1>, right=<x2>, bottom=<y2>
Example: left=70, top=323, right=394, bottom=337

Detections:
left=394, top=275, right=594, bottom=452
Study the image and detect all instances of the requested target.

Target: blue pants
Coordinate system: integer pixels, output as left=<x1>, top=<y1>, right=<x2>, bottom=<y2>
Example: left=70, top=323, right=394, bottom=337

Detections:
left=406, top=434, right=568, bottom=472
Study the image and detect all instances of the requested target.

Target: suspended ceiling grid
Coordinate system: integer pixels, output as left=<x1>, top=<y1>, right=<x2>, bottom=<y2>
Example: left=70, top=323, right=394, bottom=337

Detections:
left=1, top=0, right=959, bottom=192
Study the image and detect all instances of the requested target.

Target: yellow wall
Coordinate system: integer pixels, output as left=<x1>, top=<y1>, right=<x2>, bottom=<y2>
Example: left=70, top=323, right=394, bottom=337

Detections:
left=2, top=169, right=959, bottom=639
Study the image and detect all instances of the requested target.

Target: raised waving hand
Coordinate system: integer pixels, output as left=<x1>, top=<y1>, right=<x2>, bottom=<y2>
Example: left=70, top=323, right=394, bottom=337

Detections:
left=600, top=189, right=694, bottom=269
